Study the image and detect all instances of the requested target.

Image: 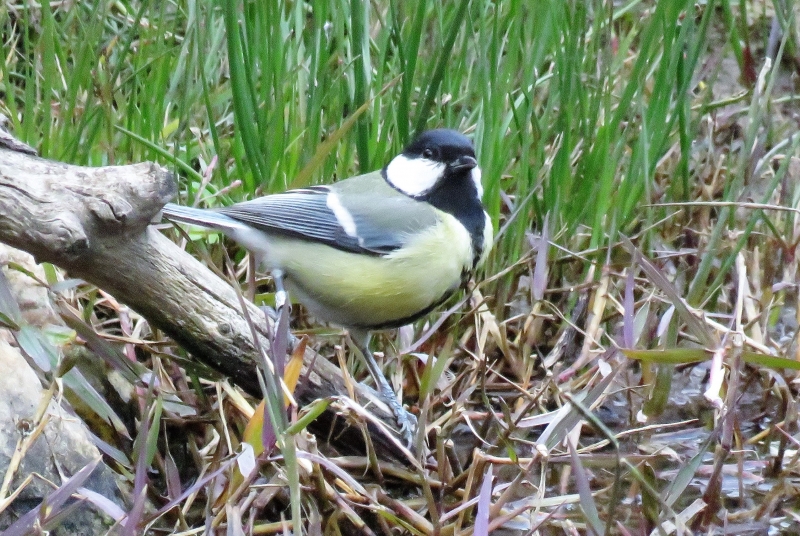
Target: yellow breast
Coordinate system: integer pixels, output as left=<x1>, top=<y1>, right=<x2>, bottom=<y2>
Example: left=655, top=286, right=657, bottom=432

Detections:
left=269, top=213, right=473, bottom=329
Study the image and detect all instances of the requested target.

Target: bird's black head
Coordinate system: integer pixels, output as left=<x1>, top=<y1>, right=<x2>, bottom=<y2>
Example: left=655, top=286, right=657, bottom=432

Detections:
left=384, top=129, right=488, bottom=267
left=384, top=129, right=481, bottom=199
left=403, top=129, right=478, bottom=172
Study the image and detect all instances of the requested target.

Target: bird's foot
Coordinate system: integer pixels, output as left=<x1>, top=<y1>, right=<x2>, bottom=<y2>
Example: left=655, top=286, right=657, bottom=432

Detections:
left=379, top=386, right=417, bottom=448
left=348, top=330, right=418, bottom=448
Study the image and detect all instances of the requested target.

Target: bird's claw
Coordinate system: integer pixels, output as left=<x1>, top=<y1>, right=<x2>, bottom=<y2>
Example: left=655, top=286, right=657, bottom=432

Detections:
left=385, top=395, right=417, bottom=448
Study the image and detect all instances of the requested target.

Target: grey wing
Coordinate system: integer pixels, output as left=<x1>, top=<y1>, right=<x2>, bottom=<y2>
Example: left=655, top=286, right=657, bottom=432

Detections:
left=215, top=186, right=364, bottom=253
left=217, top=181, right=440, bottom=255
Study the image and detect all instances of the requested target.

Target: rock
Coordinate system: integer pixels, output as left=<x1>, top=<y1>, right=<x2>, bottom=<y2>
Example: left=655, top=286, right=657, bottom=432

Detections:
left=0, top=245, right=60, bottom=331
left=0, top=246, right=126, bottom=534
left=0, top=341, right=123, bottom=535
left=0, top=339, right=124, bottom=534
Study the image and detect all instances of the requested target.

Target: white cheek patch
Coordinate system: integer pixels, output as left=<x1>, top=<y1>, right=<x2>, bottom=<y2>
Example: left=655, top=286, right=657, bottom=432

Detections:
left=326, top=191, right=358, bottom=237
left=385, top=154, right=446, bottom=197
left=471, top=167, right=484, bottom=198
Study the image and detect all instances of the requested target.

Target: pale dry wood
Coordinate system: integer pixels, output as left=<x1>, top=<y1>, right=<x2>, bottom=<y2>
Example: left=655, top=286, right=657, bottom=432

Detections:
left=0, top=140, right=409, bottom=460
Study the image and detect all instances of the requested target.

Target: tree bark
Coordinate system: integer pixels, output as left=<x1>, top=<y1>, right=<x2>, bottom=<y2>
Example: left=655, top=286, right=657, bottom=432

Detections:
left=0, top=137, right=412, bottom=462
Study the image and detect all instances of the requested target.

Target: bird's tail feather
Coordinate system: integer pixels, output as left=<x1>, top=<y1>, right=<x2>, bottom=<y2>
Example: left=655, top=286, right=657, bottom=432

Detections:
left=161, top=203, right=243, bottom=232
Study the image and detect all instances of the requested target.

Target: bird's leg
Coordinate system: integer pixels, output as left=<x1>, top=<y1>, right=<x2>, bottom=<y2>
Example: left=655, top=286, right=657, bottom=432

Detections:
left=266, top=270, right=292, bottom=369
left=272, top=269, right=289, bottom=316
left=258, top=269, right=290, bottom=324
left=349, top=328, right=417, bottom=447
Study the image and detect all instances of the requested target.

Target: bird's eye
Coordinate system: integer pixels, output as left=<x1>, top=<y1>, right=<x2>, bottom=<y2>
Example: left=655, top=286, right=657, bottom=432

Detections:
left=422, top=148, right=434, bottom=159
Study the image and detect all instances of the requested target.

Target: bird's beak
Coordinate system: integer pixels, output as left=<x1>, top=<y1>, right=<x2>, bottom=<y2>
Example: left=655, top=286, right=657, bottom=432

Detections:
left=449, top=155, right=478, bottom=172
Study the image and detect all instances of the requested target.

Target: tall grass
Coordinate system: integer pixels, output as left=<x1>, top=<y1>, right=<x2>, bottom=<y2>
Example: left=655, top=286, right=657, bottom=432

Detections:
left=3, top=0, right=710, bottom=268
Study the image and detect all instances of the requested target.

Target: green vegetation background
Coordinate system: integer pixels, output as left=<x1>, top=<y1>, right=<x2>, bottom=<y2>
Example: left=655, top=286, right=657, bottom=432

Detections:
left=2, top=0, right=716, bottom=292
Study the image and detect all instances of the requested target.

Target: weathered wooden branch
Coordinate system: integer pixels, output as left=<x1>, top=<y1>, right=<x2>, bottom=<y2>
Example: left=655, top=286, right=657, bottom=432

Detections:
left=0, top=137, right=411, bottom=462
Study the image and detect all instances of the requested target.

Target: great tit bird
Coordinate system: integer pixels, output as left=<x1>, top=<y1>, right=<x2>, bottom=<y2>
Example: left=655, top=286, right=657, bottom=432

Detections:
left=162, top=129, right=493, bottom=444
